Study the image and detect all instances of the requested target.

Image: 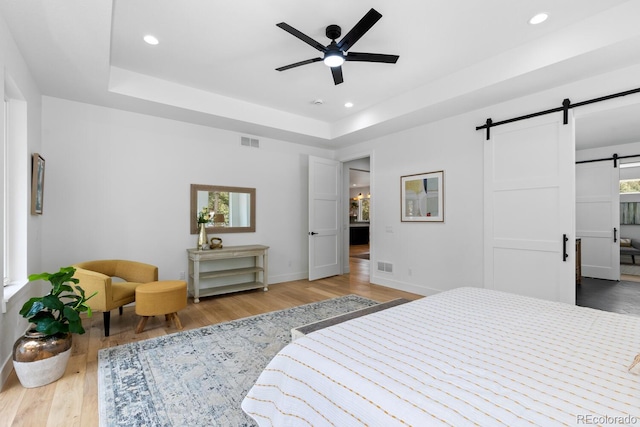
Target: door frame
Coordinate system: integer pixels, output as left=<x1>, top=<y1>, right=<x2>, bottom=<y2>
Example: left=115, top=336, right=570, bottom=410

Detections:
left=338, top=150, right=374, bottom=277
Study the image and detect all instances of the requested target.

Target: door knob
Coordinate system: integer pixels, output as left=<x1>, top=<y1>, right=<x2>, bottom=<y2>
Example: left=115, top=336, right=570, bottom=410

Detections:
left=309, top=231, right=318, bottom=236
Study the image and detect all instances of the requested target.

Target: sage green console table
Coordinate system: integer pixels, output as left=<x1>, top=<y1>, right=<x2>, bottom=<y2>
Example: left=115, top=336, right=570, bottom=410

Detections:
left=186, top=245, right=269, bottom=303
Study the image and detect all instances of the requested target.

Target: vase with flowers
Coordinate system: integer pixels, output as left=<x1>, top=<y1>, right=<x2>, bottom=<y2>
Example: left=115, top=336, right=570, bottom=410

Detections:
left=197, top=207, right=212, bottom=249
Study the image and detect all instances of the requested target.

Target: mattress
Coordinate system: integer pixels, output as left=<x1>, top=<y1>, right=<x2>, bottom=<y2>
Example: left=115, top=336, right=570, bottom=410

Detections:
left=242, top=287, right=640, bottom=426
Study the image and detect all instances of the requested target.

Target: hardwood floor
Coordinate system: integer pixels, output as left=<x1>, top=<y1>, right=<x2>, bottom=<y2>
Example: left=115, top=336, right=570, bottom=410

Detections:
left=577, top=276, right=640, bottom=316
left=0, top=255, right=420, bottom=427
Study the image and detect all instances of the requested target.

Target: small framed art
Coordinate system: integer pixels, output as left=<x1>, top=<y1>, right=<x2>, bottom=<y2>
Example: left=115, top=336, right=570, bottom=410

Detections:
left=31, top=153, right=45, bottom=215
left=401, top=170, right=444, bottom=222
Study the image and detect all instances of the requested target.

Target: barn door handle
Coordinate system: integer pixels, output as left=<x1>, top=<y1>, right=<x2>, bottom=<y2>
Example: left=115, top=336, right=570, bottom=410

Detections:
left=563, top=234, right=569, bottom=262
left=614, top=227, right=618, bottom=243
left=308, top=231, right=318, bottom=236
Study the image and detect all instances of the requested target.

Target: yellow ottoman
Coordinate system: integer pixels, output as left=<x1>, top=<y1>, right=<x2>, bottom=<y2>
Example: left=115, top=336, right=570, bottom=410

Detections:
left=135, top=280, right=187, bottom=333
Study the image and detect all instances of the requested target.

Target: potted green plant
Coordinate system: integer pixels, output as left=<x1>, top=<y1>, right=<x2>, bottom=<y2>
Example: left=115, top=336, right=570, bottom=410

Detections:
left=12, top=266, right=96, bottom=388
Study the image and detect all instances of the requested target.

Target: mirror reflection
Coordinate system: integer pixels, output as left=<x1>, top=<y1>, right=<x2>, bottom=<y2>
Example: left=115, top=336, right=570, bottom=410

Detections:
left=190, top=184, right=256, bottom=234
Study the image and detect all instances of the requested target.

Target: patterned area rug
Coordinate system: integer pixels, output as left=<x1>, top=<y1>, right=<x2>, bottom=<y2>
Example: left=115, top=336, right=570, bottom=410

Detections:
left=98, top=295, right=378, bottom=427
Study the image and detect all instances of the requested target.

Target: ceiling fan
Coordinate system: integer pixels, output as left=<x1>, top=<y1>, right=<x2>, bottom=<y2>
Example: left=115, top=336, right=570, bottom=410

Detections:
left=275, top=8, right=399, bottom=85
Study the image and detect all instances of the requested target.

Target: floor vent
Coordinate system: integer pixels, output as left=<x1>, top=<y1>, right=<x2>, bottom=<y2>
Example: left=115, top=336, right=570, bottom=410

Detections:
left=377, top=262, right=393, bottom=273
left=241, top=136, right=259, bottom=148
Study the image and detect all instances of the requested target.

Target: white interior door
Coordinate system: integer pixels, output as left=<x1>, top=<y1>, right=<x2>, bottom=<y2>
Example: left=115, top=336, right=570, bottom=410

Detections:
left=576, top=162, right=620, bottom=280
left=484, top=112, right=575, bottom=304
left=308, top=156, right=341, bottom=281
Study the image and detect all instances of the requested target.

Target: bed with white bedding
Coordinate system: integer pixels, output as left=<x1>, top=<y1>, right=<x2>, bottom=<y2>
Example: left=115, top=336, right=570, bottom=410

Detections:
left=242, top=287, right=640, bottom=426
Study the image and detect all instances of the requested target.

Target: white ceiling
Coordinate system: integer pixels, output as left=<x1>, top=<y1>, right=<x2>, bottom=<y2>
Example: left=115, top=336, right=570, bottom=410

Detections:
left=349, top=169, right=370, bottom=189
left=575, top=103, right=640, bottom=150
left=1, top=0, right=640, bottom=149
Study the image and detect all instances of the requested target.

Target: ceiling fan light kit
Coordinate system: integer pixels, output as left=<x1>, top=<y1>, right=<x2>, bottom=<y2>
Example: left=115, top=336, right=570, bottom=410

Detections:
left=323, top=44, right=345, bottom=67
left=276, top=8, right=399, bottom=85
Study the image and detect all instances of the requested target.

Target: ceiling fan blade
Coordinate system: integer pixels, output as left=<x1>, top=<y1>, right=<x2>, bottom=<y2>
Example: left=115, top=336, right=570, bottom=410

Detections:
left=331, top=66, right=344, bottom=85
left=345, top=52, right=399, bottom=64
left=276, top=23, right=327, bottom=52
left=276, top=57, right=322, bottom=71
left=337, top=8, right=382, bottom=52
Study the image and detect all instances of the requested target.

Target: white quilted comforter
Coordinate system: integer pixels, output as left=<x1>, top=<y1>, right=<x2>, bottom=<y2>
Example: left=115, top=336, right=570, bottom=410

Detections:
left=242, top=287, right=640, bottom=426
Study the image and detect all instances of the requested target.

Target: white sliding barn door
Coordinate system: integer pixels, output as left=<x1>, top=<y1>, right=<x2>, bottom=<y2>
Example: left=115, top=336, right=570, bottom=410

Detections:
left=576, top=162, right=620, bottom=281
left=484, top=113, right=575, bottom=304
left=308, top=156, right=341, bottom=281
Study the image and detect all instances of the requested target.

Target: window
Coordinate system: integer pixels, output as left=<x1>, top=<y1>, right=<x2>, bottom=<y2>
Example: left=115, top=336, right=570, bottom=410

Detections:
left=621, top=202, right=640, bottom=225
left=350, top=193, right=370, bottom=222
left=2, top=99, right=7, bottom=295
left=620, top=179, right=640, bottom=194
left=2, top=75, right=29, bottom=311
left=358, top=197, right=370, bottom=222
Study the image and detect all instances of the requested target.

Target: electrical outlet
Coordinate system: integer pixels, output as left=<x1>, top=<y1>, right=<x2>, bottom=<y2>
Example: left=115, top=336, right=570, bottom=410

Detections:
left=179, top=271, right=185, bottom=280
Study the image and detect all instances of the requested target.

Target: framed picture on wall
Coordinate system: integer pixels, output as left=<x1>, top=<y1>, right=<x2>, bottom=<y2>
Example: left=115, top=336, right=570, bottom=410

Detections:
left=401, top=170, right=444, bottom=222
left=31, top=153, right=45, bottom=215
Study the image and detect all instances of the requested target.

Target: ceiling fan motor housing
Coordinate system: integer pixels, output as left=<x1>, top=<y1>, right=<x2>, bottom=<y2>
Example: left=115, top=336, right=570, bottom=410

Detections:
left=326, top=24, right=341, bottom=40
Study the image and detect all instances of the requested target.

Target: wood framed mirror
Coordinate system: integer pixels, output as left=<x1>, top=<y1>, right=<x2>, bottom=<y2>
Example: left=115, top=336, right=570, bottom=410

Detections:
left=190, top=184, right=256, bottom=234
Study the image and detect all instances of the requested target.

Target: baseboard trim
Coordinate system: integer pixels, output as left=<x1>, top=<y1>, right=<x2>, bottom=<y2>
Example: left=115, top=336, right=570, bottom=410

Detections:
left=370, top=275, right=440, bottom=296
left=269, top=272, right=308, bottom=285
left=0, top=354, right=13, bottom=390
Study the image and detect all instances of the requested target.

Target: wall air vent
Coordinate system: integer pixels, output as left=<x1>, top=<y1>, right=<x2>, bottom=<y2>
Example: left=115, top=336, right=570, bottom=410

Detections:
left=241, top=136, right=259, bottom=148
left=377, top=262, right=393, bottom=273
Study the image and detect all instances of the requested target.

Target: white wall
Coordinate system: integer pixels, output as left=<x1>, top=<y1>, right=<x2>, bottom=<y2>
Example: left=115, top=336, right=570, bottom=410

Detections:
left=339, top=114, right=485, bottom=296
left=40, top=97, right=333, bottom=286
left=0, top=11, right=44, bottom=387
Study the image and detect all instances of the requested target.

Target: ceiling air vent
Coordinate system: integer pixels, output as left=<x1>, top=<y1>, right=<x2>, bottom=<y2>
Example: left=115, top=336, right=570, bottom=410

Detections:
left=240, top=136, right=259, bottom=148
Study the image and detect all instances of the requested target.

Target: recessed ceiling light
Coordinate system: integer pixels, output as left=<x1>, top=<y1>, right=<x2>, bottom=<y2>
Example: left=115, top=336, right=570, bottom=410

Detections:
left=344, top=102, right=354, bottom=108
left=529, top=13, right=548, bottom=25
left=143, top=35, right=159, bottom=45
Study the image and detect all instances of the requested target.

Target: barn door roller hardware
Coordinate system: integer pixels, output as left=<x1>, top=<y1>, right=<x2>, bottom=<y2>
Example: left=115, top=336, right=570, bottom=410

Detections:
left=476, top=87, right=640, bottom=140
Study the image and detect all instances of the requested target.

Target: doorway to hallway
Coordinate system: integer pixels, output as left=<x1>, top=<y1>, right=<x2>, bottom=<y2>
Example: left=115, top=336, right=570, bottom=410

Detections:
left=344, top=157, right=371, bottom=275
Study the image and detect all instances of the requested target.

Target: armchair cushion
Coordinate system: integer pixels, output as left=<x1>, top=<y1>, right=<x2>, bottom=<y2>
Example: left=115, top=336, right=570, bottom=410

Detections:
left=72, top=260, right=158, bottom=312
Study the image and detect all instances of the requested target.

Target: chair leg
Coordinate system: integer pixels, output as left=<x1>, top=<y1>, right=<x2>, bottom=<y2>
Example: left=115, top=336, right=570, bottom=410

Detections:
left=633, top=255, right=636, bottom=264
left=103, top=311, right=111, bottom=337
left=119, top=306, right=123, bottom=315
left=135, top=316, right=149, bottom=334
left=171, top=312, right=183, bottom=330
